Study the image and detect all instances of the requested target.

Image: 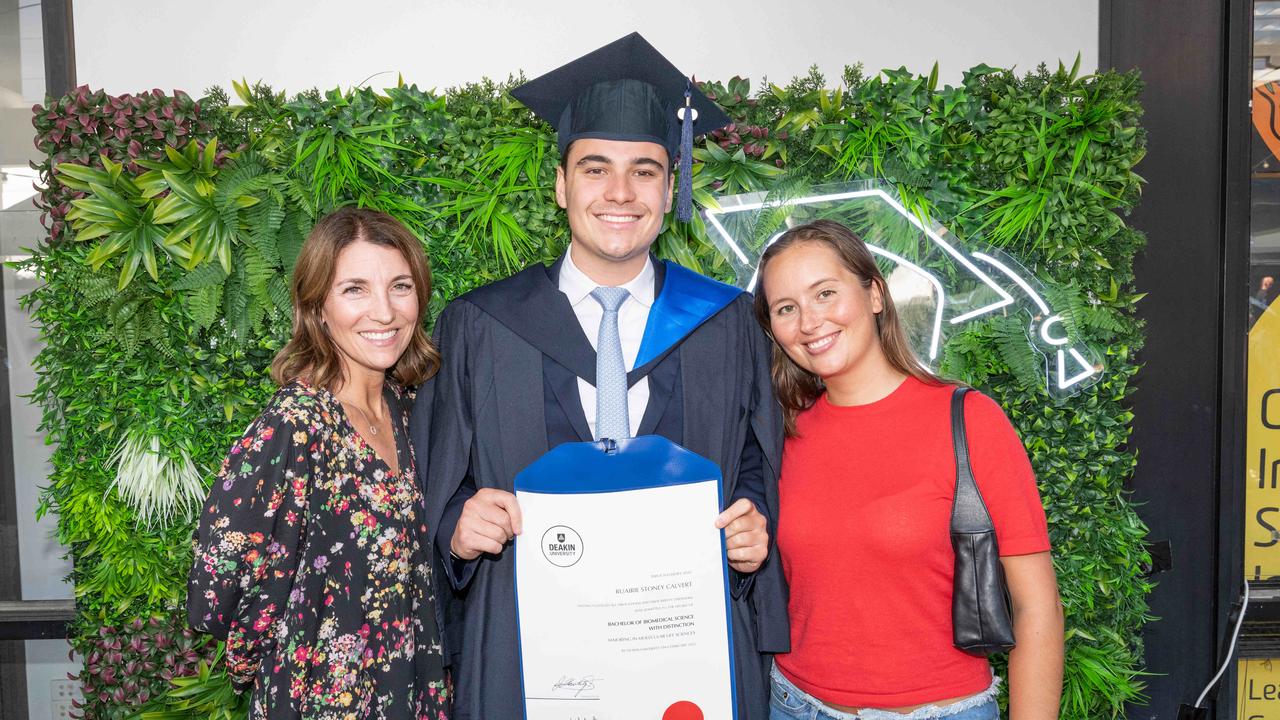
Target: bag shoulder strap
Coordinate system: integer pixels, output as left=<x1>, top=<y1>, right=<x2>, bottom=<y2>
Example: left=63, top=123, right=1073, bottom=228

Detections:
left=951, top=386, right=996, bottom=534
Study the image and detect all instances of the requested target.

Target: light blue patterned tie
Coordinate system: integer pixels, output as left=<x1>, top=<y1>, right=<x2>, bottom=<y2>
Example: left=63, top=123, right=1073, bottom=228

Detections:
left=590, top=287, right=631, bottom=440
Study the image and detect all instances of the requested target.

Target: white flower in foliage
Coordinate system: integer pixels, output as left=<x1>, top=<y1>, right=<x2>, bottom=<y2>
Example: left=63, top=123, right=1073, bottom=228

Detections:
left=108, top=429, right=204, bottom=528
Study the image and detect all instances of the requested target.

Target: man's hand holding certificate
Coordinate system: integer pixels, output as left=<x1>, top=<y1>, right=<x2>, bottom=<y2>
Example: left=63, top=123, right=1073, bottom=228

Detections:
left=514, top=436, right=738, bottom=720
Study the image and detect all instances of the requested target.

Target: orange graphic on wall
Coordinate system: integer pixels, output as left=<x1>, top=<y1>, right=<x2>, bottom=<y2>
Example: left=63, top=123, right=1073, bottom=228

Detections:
left=1254, top=82, right=1280, bottom=162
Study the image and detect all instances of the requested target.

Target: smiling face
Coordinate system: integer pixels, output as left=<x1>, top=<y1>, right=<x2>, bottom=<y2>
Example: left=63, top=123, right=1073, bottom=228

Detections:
left=555, top=138, right=673, bottom=284
left=320, top=239, right=420, bottom=385
left=761, top=241, right=886, bottom=385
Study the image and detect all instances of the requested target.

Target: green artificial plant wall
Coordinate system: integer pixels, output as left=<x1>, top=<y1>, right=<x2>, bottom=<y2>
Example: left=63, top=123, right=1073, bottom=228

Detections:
left=22, top=60, right=1150, bottom=720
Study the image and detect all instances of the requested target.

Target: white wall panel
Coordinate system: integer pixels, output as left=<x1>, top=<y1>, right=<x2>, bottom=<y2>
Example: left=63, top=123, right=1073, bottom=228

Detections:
left=74, top=0, right=1098, bottom=95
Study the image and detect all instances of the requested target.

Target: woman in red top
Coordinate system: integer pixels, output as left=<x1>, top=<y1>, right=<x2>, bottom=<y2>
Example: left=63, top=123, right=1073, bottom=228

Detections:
left=753, top=220, right=1064, bottom=720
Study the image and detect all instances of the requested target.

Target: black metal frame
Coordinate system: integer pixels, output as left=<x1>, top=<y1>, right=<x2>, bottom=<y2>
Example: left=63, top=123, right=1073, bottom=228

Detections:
left=0, top=602, right=75, bottom=641
left=1099, top=0, right=1248, bottom=717
left=41, top=0, right=75, bottom=97
left=1217, top=0, right=1257, bottom=717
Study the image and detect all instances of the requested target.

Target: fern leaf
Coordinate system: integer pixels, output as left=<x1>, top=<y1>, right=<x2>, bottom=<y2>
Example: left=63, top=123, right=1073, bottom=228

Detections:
left=242, top=246, right=276, bottom=301
left=992, top=315, right=1046, bottom=392
left=213, top=155, right=269, bottom=207
left=282, top=176, right=317, bottom=218
left=268, top=275, right=292, bottom=315
left=245, top=200, right=285, bottom=267
left=242, top=246, right=276, bottom=337
left=152, top=339, right=179, bottom=361
left=186, top=284, right=223, bottom=330
left=137, top=306, right=178, bottom=361
left=73, top=271, right=117, bottom=303
left=1079, top=303, right=1127, bottom=334
left=118, top=314, right=141, bottom=358
left=1043, top=284, right=1087, bottom=343
left=108, top=294, right=142, bottom=328
left=223, top=263, right=250, bottom=343
left=940, top=328, right=991, bottom=387
left=170, top=263, right=229, bottom=291
left=248, top=297, right=267, bottom=334
left=276, top=209, right=309, bottom=272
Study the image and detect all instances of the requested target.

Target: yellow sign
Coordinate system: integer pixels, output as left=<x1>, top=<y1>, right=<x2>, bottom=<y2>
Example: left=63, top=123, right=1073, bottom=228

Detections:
left=1241, top=659, right=1280, bottom=719
left=1244, top=299, right=1280, bottom=574
left=1242, top=299, right=1280, bottom=717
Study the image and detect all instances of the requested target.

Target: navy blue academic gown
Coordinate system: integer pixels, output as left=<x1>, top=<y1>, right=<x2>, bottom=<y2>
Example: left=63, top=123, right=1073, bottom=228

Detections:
left=412, top=257, right=789, bottom=719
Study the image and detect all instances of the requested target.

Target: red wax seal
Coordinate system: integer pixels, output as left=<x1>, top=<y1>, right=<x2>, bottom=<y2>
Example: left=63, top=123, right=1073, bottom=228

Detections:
left=663, top=701, right=704, bottom=720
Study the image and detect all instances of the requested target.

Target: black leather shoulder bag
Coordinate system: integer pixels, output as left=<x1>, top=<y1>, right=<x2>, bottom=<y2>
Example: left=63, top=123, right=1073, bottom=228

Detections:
left=950, top=386, right=1017, bottom=655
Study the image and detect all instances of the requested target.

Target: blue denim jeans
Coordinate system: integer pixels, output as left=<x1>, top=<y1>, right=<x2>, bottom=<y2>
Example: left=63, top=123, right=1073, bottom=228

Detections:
left=769, top=664, right=1001, bottom=720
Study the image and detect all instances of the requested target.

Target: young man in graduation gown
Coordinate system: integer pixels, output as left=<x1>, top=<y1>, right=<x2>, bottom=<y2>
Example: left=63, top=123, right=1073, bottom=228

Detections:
left=412, top=33, right=788, bottom=719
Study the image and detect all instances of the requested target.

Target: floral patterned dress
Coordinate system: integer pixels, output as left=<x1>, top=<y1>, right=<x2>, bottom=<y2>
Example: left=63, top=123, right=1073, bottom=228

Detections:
left=187, top=379, right=450, bottom=719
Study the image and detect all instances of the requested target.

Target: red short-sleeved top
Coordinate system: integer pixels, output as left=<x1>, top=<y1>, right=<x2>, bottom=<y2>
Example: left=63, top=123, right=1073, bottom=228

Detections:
left=773, top=376, right=1050, bottom=708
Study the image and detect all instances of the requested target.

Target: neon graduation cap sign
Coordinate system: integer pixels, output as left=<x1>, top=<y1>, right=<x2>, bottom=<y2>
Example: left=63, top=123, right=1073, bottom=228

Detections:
left=703, top=181, right=1102, bottom=394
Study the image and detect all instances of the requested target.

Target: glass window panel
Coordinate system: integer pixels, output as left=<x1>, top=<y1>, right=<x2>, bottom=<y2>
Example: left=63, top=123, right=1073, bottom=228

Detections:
left=1241, top=1, right=1280, bottom=711
left=1, top=2, right=82, bottom=718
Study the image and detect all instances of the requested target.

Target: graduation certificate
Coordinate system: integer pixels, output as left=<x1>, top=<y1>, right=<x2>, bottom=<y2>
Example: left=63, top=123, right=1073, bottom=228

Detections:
left=513, top=435, right=737, bottom=720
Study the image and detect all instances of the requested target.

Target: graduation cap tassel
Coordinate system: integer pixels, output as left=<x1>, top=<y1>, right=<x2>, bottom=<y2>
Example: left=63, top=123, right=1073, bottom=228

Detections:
left=676, top=85, right=695, bottom=223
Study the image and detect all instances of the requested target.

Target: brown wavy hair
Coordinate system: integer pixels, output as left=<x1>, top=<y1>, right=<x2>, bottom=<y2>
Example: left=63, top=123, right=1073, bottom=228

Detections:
left=270, top=207, right=441, bottom=391
left=752, top=219, right=943, bottom=436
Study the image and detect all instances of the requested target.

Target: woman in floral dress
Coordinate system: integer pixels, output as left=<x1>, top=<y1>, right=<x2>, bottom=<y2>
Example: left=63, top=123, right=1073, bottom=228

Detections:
left=188, top=208, right=451, bottom=719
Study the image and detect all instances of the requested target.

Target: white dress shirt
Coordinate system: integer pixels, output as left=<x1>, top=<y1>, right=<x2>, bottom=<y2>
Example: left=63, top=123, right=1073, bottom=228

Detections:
left=558, top=251, right=653, bottom=438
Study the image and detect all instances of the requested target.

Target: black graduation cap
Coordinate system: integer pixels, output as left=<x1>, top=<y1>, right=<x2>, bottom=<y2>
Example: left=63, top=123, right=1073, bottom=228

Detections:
left=510, top=32, right=731, bottom=221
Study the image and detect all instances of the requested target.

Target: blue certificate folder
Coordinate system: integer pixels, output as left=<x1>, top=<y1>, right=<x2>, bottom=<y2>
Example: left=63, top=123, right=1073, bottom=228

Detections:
left=513, top=435, right=739, bottom=720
